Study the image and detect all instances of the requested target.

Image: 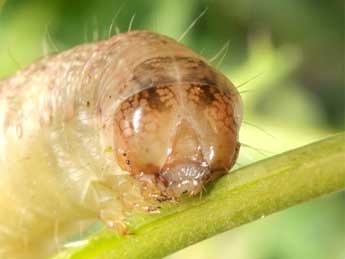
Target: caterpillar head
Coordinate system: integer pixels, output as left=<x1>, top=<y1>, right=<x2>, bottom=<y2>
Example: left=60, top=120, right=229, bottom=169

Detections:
left=113, top=56, right=242, bottom=200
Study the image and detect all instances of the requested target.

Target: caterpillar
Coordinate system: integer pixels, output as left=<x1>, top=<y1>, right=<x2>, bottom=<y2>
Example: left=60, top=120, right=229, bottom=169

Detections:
left=0, top=30, right=242, bottom=259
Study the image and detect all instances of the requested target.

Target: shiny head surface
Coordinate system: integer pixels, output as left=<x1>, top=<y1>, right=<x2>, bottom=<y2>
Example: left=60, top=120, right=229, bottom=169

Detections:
left=113, top=55, right=242, bottom=200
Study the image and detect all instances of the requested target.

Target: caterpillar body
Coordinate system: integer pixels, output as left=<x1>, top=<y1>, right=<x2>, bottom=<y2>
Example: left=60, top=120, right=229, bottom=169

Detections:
left=0, top=31, right=242, bottom=259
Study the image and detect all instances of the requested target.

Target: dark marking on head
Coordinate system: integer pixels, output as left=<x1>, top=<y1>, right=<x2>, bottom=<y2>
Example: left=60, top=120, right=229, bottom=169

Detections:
left=130, top=56, right=228, bottom=91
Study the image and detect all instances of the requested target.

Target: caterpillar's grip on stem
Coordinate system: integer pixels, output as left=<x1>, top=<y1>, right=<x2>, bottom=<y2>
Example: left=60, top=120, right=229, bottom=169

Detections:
left=0, top=31, right=242, bottom=259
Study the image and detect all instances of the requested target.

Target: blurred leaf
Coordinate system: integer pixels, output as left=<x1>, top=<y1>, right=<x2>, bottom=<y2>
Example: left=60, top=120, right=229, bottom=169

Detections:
left=0, top=0, right=5, bottom=11
left=0, top=1, right=57, bottom=77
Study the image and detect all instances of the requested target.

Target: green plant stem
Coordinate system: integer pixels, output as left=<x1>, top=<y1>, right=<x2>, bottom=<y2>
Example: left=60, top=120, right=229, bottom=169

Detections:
left=53, top=133, right=345, bottom=259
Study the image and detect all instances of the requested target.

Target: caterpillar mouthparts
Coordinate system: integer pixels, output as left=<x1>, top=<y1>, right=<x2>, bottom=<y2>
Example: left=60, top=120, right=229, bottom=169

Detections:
left=0, top=30, right=242, bottom=259
left=160, top=162, right=211, bottom=196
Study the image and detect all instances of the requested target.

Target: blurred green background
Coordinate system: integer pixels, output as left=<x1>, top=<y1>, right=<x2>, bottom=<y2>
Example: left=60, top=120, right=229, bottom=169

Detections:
left=0, top=0, right=344, bottom=258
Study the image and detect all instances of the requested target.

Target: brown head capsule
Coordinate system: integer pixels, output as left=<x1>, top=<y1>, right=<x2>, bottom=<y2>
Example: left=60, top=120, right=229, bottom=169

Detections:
left=113, top=54, right=242, bottom=199
left=0, top=30, right=242, bottom=258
